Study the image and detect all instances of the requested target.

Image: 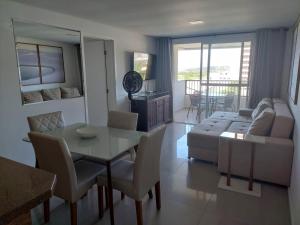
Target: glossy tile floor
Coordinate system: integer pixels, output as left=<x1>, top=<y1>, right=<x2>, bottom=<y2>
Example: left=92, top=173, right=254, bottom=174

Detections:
left=173, top=108, right=204, bottom=124
left=31, top=123, right=291, bottom=225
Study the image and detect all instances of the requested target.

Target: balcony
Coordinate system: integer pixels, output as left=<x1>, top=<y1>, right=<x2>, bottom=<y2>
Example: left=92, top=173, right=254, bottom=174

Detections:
left=173, top=80, right=249, bottom=124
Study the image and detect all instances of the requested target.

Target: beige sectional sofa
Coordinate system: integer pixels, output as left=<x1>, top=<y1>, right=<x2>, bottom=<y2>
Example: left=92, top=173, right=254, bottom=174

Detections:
left=187, top=98, right=294, bottom=186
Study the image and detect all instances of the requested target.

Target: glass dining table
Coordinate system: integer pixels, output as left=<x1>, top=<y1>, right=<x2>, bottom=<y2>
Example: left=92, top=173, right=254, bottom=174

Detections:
left=24, top=123, right=145, bottom=225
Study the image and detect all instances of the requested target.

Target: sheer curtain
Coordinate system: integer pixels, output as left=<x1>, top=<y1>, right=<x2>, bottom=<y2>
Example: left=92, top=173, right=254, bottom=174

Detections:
left=249, top=28, right=287, bottom=108
left=156, top=37, right=173, bottom=119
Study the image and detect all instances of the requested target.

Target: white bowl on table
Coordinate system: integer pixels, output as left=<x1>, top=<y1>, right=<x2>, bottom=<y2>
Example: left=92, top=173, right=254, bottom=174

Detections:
left=76, top=126, right=98, bottom=139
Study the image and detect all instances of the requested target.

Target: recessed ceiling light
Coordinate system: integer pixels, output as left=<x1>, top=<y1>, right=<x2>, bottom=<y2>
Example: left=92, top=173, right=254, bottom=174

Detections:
left=189, top=20, right=204, bottom=25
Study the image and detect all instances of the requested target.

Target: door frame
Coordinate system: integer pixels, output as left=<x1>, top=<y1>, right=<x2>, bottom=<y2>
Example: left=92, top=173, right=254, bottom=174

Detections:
left=81, top=36, right=116, bottom=123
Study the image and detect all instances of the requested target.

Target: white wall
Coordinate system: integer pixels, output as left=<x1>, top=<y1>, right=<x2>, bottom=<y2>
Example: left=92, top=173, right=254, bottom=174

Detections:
left=173, top=80, right=186, bottom=111
left=0, top=0, right=156, bottom=166
left=288, top=18, right=300, bottom=225
left=16, top=37, right=82, bottom=94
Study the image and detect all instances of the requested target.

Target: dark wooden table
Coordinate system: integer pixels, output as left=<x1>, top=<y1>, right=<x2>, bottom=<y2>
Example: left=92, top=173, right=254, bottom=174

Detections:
left=0, top=156, right=56, bottom=225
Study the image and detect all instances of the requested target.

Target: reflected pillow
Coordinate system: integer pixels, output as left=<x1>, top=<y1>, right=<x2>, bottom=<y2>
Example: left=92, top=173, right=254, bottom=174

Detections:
left=42, top=88, right=61, bottom=101
left=22, top=91, right=43, bottom=104
left=61, top=87, right=80, bottom=98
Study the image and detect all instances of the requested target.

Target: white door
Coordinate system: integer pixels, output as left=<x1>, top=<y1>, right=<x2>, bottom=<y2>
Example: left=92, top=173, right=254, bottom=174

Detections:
left=83, top=38, right=108, bottom=126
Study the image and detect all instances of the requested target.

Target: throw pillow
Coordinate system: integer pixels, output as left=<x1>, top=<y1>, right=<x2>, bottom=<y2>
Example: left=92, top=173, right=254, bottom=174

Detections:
left=42, top=88, right=61, bottom=101
left=61, top=87, right=81, bottom=98
left=251, top=98, right=272, bottom=119
left=22, top=91, right=43, bottom=104
left=248, top=108, right=275, bottom=136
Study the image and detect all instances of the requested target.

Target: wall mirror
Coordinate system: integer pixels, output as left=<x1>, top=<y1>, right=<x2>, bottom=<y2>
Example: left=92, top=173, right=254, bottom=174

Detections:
left=12, top=20, right=84, bottom=105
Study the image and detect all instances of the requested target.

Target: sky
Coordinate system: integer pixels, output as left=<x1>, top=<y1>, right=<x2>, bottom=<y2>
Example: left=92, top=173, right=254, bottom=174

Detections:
left=178, top=46, right=242, bottom=80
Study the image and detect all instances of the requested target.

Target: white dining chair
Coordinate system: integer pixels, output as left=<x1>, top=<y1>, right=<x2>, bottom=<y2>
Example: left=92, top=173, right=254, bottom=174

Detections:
left=107, top=110, right=138, bottom=131
left=27, top=111, right=83, bottom=162
left=28, top=132, right=105, bottom=225
left=97, top=125, right=166, bottom=225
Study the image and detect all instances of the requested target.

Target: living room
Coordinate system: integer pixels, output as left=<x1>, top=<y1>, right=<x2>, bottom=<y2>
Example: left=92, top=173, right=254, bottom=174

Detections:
left=0, top=1, right=300, bottom=225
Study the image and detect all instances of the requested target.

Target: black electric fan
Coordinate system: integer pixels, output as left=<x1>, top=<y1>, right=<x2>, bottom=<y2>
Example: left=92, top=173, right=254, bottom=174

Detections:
left=122, top=71, right=143, bottom=100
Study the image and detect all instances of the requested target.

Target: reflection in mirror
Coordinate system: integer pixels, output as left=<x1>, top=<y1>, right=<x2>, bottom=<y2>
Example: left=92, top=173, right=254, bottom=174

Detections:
left=12, top=20, right=83, bottom=105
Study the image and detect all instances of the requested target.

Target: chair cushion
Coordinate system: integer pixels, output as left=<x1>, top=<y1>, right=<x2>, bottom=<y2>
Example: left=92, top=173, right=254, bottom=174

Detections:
left=71, top=152, right=84, bottom=162
left=270, top=102, right=294, bottom=138
left=248, top=108, right=275, bottom=136
left=251, top=98, right=272, bottom=119
left=42, top=88, right=61, bottom=101
left=61, top=87, right=81, bottom=98
left=97, top=160, right=135, bottom=199
left=75, top=160, right=105, bottom=200
left=22, top=91, right=43, bottom=104
left=226, top=122, right=251, bottom=134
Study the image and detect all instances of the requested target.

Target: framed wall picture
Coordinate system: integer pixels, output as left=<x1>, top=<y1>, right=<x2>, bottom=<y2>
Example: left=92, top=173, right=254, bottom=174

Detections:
left=290, top=21, right=300, bottom=104
left=16, top=43, right=65, bottom=86
left=39, top=45, right=65, bottom=84
left=16, top=43, right=41, bottom=86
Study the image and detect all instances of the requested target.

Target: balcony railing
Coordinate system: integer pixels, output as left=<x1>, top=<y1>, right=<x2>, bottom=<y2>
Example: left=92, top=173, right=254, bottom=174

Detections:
left=185, top=80, right=249, bottom=110
left=185, top=80, right=248, bottom=95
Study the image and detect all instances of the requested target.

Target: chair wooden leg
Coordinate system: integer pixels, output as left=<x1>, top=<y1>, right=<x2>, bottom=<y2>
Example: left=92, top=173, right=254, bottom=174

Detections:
left=43, top=199, right=50, bottom=223
left=148, top=190, right=153, bottom=199
left=98, top=186, right=104, bottom=218
left=70, top=202, right=77, bottom=225
left=155, top=181, right=161, bottom=210
left=121, top=192, right=125, bottom=200
left=105, top=186, right=109, bottom=209
left=135, top=200, right=143, bottom=225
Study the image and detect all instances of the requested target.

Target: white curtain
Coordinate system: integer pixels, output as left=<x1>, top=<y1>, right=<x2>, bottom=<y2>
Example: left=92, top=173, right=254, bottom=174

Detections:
left=156, top=37, right=173, bottom=119
left=249, top=28, right=287, bottom=107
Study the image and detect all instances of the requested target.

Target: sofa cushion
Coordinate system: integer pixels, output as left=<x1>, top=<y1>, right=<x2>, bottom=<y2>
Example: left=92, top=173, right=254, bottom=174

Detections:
left=272, top=98, right=286, bottom=104
left=42, top=88, right=61, bottom=101
left=270, top=103, right=294, bottom=138
left=226, top=122, right=251, bottom=134
left=248, top=108, right=275, bottom=136
left=251, top=98, right=272, bottom=119
left=210, top=111, right=252, bottom=123
left=187, top=119, right=231, bottom=149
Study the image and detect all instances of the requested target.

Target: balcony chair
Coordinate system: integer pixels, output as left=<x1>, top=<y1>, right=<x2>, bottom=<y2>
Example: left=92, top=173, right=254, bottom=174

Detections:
left=187, top=94, right=206, bottom=120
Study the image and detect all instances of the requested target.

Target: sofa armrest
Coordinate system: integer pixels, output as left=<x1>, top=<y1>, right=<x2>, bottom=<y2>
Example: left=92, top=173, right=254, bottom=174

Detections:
left=238, top=108, right=253, bottom=117
left=218, top=136, right=294, bottom=186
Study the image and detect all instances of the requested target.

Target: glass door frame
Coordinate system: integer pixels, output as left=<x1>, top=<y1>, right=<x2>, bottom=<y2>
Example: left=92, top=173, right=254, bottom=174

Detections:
left=173, top=33, right=256, bottom=119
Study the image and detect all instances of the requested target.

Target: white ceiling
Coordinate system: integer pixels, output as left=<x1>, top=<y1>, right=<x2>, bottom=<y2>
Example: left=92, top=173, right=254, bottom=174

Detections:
left=11, top=0, right=300, bottom=37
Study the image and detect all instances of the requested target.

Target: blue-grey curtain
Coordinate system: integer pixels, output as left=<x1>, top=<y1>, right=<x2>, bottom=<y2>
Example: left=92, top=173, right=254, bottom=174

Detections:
left=249, top=28, right=287, bottom=108
left=156, top=37, right=173, bottom=119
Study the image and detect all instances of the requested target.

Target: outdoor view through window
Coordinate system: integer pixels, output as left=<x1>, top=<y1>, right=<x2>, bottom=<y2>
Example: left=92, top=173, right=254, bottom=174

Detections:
left=175, top=41, right=251, bottom=109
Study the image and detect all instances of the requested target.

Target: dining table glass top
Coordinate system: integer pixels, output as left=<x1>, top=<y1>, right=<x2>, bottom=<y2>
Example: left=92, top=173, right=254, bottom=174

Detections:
left=43, top=123, right=145, bottom=161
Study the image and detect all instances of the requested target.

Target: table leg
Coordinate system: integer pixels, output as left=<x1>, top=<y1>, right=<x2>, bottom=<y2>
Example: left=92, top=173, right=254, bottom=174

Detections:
left=248, top=143, right=255, bottom=191
left=227, top=141, right=232, bottom=186
left=106, top=162, right=115, bottom=225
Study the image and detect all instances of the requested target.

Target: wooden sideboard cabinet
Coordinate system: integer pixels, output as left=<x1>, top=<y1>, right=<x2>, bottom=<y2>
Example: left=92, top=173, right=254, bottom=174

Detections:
left=131, top=93, right=171, bottom=131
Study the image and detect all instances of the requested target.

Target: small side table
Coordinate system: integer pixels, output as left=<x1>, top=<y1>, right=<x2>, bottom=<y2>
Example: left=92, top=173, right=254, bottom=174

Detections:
left=218, top=132, right=266, bottom=197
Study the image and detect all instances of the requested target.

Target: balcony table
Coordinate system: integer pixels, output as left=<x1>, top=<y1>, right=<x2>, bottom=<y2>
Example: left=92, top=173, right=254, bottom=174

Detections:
left=24, top=123, right=144, bottom=225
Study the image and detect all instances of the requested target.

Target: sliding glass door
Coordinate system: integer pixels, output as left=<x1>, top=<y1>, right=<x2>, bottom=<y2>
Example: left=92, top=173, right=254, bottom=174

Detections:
left=175, top=37, right=253, bottom=119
